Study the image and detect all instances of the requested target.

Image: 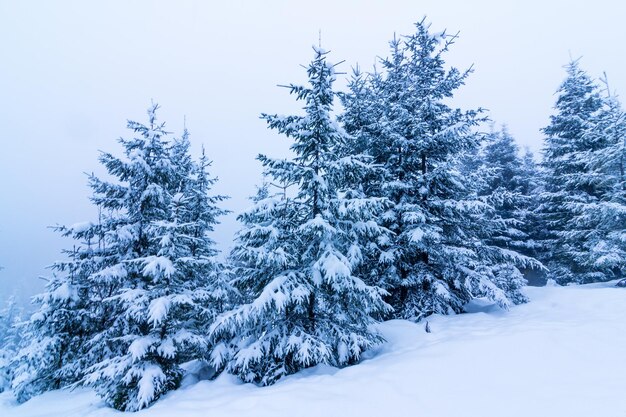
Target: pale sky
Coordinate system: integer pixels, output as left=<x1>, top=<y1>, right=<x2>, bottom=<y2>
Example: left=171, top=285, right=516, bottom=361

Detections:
left=1, top=0, right=625, bottom=304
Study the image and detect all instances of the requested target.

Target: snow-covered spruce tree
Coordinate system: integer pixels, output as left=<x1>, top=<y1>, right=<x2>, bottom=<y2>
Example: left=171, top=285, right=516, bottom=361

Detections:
left=80, top=105, right=232, bottom=411
left=482, top=127, right=543, bottom=260
left=517, top=148, right=547, bottom=284
left=341, top=20, right=533, bottom=319
left=539, top=60, right=610, bottom=284
left=567, top=77, right=626, bottom=283
left=0, top=296, right=23, bottom=392
left=479, top=127, right=544, bottom=290
left=483, top=127, right=523, bottom=193
left=11, top=257, right=92, bottom=402
left=339, top=66, right=384, bottom=159
left=210, top=47, right=391, bottom=386
left=13, top=105, right=231, bottom=410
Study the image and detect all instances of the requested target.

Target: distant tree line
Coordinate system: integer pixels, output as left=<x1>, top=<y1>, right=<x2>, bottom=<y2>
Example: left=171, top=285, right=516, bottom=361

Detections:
left=0, top=19, right=624, bottom=411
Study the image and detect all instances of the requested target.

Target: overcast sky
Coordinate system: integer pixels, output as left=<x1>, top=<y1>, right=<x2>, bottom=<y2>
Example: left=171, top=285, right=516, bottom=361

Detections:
left=1, top=0, right=625, bottom=304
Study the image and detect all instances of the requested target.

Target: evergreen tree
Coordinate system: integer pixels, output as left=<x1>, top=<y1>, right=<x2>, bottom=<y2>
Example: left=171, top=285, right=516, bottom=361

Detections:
left=482, top=127, right=542, bottom=260
left=12, top=262, right=90, bottom=402
left=539, top=60, right=610, bottom=283
left=484, top=127, right=522, bottom=192
left=517, top=148, right=547, bottom=284
left=210, top=47, right=390, bottom=386
left=339, top=66, right=384, bottom=158
left=12, top=105, right=232, bottom=410
left=480, top=127, right=544, bottom=289
left=570, top=77, right=626, bottom=282
left=0, top=296, right=23, bottom=392
left=341, top=20, right=532, bottom=320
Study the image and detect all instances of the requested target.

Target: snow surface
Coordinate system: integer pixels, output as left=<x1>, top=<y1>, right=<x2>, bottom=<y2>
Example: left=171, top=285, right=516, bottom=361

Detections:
left=2, top=282, right=625, bottom=417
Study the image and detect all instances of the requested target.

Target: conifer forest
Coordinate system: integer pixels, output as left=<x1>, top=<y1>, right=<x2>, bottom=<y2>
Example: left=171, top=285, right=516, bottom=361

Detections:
left=1, top=8, right=625, bottom=417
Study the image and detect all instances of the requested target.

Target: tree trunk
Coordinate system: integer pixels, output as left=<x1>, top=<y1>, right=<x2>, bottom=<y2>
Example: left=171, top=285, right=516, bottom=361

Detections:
left=420, top=152, right=429, bottom=265
left=307, top=292, right=315, bottom=332
left=399, top=267, right=408, bottom=304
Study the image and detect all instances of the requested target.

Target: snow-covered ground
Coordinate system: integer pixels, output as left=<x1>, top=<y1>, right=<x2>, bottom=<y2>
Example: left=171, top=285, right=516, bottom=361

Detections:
left=2, top=281, right=624, bottom=417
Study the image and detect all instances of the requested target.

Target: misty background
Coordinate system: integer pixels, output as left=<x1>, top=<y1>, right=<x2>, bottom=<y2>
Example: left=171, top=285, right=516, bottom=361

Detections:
left=1, top=0, right=625, bottom=305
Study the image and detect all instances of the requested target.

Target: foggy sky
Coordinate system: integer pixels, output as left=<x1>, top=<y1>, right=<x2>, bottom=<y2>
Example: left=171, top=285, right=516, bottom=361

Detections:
left=1, top=0, right=625, bottom=305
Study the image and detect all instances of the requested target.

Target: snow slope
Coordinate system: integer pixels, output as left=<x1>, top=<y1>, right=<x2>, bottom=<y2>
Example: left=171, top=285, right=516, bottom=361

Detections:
left=2, top=281, right=625, bottom=417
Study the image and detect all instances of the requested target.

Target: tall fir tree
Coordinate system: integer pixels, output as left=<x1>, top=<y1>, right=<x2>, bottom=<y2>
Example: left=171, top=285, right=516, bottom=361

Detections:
left=480, top=127, right=544, bottom=287
left=341, top=20, right=532, bottom=319
left=482, top=127, right=542, bottom=261
left=12, top=105, right=232, bottom=410
left=539, top=60, right=612, bottom=284
left=517, top=148, right=546, bottom=284
left=210, top=47, right=391, bottom=386
left=568, top=77, right=626, bottom=283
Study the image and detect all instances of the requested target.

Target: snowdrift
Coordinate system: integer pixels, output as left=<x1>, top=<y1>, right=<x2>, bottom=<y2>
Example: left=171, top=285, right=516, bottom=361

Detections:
left=2, top=281, right=624, bottom=417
